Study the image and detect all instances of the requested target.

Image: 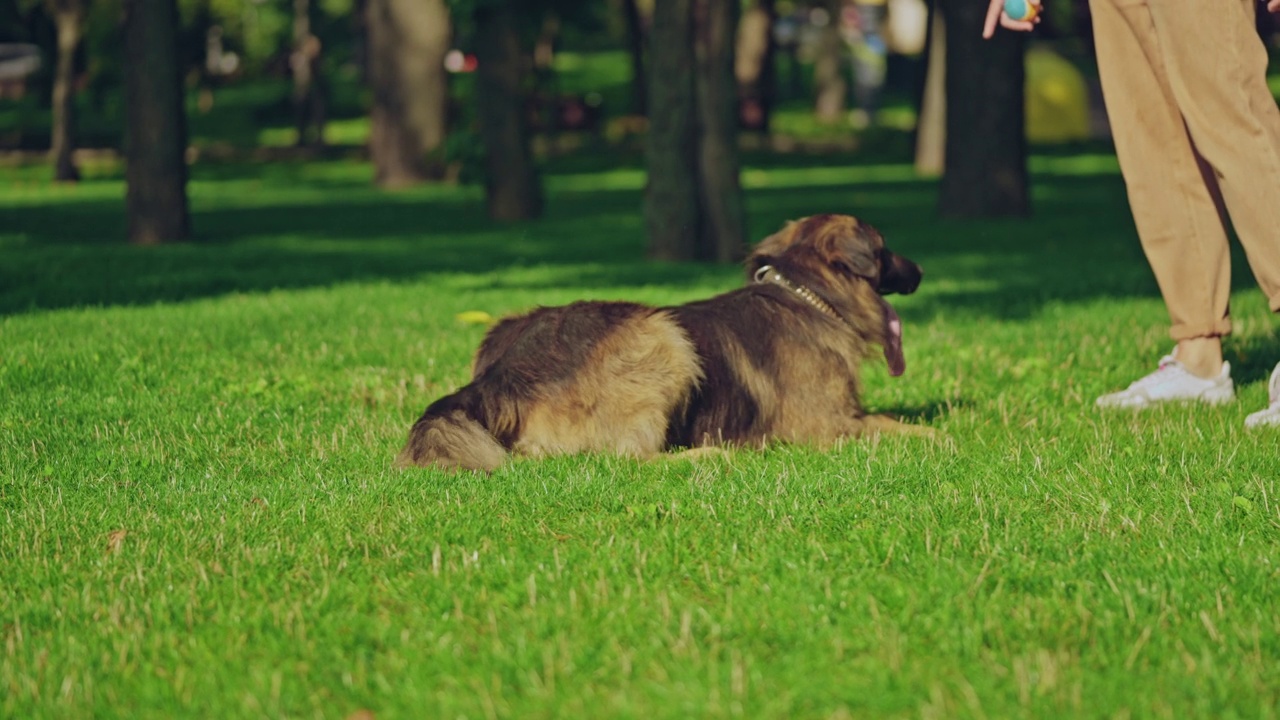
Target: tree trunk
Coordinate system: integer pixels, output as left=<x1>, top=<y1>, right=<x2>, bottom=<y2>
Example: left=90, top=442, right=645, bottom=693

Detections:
left=533, top=13, right=560, bottom=73
left=622, top=0, right=648, bottom=115
left=365, top=0, right=450, bottom=187
left=914, top=4, right=946, bottom=177
left=48, top=0, right=83, bottom=183
left=735, top=0, right=777, bottom=132
left=644, top=0, right=701, bottom=260
left=474, top=2, right=542, bottom=221
left=123, top=0, right=190, bottom=244
left=291, top=0, right=326, bottom=147
left=935, top=0, right=1028, bottom=217
left=812, top=0, right=846, bottom=123
left=694, top=0, right=746, bottom=262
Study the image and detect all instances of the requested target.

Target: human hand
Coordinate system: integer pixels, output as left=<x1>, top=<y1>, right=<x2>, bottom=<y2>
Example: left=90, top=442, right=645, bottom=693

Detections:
left=982, top=0, right=1041, bottom=39
left=1269, top=0, right=1279, bottom=13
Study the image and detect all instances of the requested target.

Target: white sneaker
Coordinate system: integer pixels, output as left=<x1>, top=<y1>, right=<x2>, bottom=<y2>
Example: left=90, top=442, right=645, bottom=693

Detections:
left=1244, top=362, right=1280, bottom=429
left=1096, top=353, right=1235, bottom=409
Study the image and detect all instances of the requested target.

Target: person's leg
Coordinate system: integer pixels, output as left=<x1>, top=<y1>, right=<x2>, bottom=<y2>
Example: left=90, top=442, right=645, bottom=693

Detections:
left=1089, top=0, right=1242, bottom=408
left=1147, top=0, right=1280, bottom=319
left=1090, top=0, right=1233, bottom=380
left=1147, top=0, right=1280, bottom=424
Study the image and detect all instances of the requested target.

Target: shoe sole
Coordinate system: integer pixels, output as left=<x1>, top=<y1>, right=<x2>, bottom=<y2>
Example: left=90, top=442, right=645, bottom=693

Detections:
left=1245, top=406, right=1280, bottom=429
left=1096, top=392, right=1235, bottom=410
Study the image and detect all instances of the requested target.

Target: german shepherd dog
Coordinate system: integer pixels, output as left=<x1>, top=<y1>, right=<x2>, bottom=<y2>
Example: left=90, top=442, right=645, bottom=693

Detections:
left=397, top=214, right=925, bottom=471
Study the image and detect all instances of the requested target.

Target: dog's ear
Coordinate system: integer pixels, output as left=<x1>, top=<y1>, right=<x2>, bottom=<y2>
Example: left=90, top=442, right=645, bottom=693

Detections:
left=747, top=215, right=885, bottom=281
left=744, top=220, right=800, bottom=276
left=810, top=215, right=880, bottom=279
left=833, top=236, right=879, bottom=280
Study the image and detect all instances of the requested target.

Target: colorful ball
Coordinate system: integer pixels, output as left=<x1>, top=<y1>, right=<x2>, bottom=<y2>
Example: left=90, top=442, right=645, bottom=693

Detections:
left=1004, top=0, right=1039, bottom=22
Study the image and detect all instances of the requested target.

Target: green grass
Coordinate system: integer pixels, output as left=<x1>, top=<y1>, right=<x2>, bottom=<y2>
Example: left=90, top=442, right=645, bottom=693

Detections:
left=3, top=145, right=1280, bottom=720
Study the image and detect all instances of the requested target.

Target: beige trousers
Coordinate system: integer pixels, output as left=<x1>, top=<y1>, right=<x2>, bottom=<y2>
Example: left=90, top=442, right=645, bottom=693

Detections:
left=1090, top=0, right=1280, bottom=341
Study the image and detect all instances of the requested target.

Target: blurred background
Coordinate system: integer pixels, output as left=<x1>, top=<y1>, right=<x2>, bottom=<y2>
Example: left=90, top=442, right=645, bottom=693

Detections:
left=1, top=0, right=1277, bottom=255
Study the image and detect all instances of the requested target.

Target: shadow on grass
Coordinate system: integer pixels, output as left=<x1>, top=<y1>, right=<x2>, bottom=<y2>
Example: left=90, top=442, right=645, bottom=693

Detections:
left=1226, top=333, right=1280, bottom=385
left=879, top=399, right=973, bottom=425
left=0, top=151, right=1269, bottom=325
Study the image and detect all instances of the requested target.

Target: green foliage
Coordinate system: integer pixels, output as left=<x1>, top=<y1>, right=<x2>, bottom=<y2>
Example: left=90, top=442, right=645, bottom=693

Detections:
left=176, top=0, right=360, bottom=75
left=0, top=0, right=38, bottom=42
left=1041, top=0, right=1079, bottom=35
left=6, top=0, right=359, bottom=112
left=3, top=146, right=1280, bottom=718
left=438, top=126, right=486, bottom=183
left=189, top=0, right=293, bottom=73
left=448, top=0, right=609, bottom=51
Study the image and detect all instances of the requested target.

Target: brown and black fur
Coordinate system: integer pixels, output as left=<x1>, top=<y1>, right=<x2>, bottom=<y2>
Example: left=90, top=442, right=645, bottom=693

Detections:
left=397, top=214, right=925, bottom=471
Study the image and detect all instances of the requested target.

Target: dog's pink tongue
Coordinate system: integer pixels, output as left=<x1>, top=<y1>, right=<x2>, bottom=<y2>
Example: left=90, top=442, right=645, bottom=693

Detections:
left=880, top=298, right=905, bottom=377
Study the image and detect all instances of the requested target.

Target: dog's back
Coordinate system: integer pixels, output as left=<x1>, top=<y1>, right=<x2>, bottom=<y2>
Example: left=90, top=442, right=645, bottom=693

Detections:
left=396, top=301, right=702, bottom=471
left=398, top=213, right=927, bottom=470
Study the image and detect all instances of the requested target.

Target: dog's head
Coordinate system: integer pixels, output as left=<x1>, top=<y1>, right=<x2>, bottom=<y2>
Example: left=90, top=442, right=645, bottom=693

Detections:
left=746, top=214, right=923, bottom=376
left=747, top=214, right=922, bottom=295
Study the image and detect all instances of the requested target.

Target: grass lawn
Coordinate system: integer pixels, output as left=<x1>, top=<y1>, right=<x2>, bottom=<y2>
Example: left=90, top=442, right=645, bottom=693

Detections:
left=2, top=143, right=1279, bottom=720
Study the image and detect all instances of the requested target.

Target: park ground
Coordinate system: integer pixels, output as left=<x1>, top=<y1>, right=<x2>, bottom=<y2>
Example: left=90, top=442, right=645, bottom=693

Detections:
left=2, top=50, right=1279, bottom=720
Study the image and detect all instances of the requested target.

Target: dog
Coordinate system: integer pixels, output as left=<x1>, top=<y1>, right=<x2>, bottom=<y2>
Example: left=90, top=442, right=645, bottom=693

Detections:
left=397, top=214, right=925, bottom=471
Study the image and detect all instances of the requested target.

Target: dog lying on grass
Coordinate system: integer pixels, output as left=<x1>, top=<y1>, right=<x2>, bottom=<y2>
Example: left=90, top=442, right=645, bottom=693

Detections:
left=397, top=214, right=926, bottom=471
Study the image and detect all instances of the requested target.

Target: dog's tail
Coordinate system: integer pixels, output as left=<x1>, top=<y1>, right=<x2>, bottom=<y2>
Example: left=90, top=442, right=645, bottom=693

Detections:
left=395, top=389, right=508, bottom=472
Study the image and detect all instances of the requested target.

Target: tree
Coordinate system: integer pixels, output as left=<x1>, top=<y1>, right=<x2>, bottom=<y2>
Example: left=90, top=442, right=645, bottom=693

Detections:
left=735, top=0, right=777, bottom=132
left=645, top=0, right=700, bottom=259
left=365, top=0, right=451, bottom=187
left=46, top=0, right=83, bottom=182
left=450, top=0, right=601, bottom=221
left=291, top=0, right=326, bottom=147
left=472, top=0, right=542, bottom=220
left=620, top=0, right=648, bottom=115
left=692, top=0, right=745, bottom=260
left=914, top=5, right=946, bottom=177
left=935, top=0, right=1029, bottom=217
left=123, top=0, right=190, bottom=244
left=644, top=0, right=746, bottom=262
